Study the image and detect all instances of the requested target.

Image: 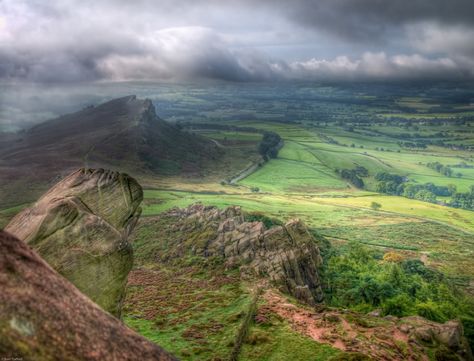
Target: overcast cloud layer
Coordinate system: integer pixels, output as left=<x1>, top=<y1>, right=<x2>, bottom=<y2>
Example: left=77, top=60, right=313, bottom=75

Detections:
left=0, top=0, right=474, bottom=83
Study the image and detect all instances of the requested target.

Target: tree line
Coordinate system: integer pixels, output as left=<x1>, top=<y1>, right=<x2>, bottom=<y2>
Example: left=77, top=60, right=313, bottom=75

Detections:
left=374, top=171, right=474, bottom=210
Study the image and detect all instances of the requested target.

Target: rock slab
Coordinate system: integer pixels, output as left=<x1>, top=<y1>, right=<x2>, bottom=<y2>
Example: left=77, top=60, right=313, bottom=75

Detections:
left=0, top=230, right=176, bottom=361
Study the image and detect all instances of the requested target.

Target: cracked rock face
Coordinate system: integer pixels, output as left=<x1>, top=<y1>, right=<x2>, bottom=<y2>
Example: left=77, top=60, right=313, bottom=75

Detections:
left=0, top=230, right=176, bottom=361
left=5, top=168, right=143, bottom=316
left=155, top=204, right=324, bottom=305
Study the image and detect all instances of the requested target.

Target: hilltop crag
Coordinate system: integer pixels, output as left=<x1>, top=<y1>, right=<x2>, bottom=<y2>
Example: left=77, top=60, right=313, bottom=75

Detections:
left=0, top=95, right=221, bottom=208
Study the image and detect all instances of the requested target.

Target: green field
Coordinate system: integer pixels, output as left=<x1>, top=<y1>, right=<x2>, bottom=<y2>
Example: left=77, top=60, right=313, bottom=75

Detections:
left=141, top=119, right=474, bottom=289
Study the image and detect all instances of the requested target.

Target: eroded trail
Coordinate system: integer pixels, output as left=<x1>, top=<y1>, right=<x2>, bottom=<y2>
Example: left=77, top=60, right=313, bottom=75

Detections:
left=261, top=290, right=430, bottom=361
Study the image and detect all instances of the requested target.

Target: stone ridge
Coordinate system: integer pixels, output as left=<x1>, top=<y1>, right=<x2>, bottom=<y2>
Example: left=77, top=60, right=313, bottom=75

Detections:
left=0, top=230, right=177, bottom=361
left=162, top=204, right=324, bottom=305
left=5, top=168, right=143, bottom=316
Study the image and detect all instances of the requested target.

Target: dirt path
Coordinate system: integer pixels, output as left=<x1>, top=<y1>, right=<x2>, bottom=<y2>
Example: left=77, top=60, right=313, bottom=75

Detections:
left=229, top=159, right=264, bottom=184
left=263, top=291, right=346, bottom=351
left=209, top=139, right=225, bottom=148
left=261, top=290, right=429, bottom=360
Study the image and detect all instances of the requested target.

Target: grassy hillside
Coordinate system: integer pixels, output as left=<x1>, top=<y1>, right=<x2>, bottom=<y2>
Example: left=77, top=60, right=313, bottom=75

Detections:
left=138, top=118, right=474, bottom=292
left=124, top=207, right=472, bottom=361
left=123, top=214, right=346, bottom=361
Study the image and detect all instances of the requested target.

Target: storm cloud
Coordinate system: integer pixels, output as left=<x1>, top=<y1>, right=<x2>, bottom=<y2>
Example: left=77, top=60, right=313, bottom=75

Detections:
left=282, top=0, right=474, bottom=42
left=0, top=0, right=473, bottom=83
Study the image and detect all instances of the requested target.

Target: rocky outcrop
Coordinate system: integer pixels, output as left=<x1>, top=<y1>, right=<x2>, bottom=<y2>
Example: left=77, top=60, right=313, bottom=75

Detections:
left=5, top=168, right=142, bottom=316
left=153, top=204, right=324, bottom=305
left=0, top=230, right=177, bottom=361
left=408, top=317, right=473, bottom=360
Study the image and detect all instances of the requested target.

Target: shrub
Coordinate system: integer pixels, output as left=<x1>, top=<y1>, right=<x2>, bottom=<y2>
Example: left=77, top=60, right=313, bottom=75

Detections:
left=244, top=212, right=282, bottom=229
left=415, top=301, right=445, bottom=322
left=323, top=242, right=472, bottom=333
left=370, top=202, right=382, bottom=211
left=382, top=294, right=413, bottom=317
left=383, top=252, right=404, bottom=263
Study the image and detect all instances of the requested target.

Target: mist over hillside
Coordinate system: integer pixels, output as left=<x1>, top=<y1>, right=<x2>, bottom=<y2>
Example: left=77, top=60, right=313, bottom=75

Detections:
left=2, top=81, right=474, bottom=132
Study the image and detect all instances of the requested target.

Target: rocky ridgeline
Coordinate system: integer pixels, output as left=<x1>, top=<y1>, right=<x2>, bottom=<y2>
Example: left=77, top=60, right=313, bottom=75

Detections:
left=158, top=204, right=324, bottom=305
left=0, top=230, right=176, bottom=361
left=5, top=168, right=143, bottom=316
left=0, top=95, right=222, bottom=209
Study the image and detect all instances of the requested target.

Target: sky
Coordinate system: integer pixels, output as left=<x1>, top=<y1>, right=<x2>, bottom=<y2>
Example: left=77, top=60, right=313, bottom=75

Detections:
left=1, top=0, right=474, bottom=83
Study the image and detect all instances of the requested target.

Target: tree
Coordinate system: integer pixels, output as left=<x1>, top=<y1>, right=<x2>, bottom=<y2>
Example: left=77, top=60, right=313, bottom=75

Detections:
left=375, top=172, right=404, bottom=184
left=382, top=294, right=413, bottom=317
left=258, top=131, right=281, bottom=159
left=370, top=202, right=382, bottom=211
left=414, top=189, right=437, bottom=203
left=340, top=169, right=365, bottom=189
left=354, top=166, right=369, bottom=177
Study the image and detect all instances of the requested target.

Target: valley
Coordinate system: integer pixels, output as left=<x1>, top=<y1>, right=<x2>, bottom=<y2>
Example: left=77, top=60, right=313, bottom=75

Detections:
left=107, top=83, right=474, bottom=360
left=1, top=83, right=474, bottom=361
left=136, top=90, right=474, bottom=288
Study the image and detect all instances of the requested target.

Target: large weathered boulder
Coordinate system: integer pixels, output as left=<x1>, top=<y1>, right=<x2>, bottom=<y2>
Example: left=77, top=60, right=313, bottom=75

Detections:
left=406, top=316, right=473, bottom=360
left=5, top=168, right=143, bottom=316
left=147, top=204, right=324, bottom=305
left=0, top=230, right=176, bottom=361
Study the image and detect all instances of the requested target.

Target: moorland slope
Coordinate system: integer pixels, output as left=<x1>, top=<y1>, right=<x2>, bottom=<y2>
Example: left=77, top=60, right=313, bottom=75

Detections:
left=0, top=95, right=221, bottom=208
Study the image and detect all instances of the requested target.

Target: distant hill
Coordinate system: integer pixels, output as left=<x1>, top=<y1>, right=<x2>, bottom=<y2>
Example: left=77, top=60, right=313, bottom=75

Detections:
left=0, top=95, right=221, bottom=208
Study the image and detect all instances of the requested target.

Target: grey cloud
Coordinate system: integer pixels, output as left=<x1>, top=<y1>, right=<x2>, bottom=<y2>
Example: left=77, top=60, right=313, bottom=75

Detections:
left=96, top=27, right=273, bottom=82
left=406, top=23, right=474, bottom=58
left=286, top=52, right=472, bottom=82
left=278, top=0, right=474, bottom=42
left=0, top=0, right=473, bottom=84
